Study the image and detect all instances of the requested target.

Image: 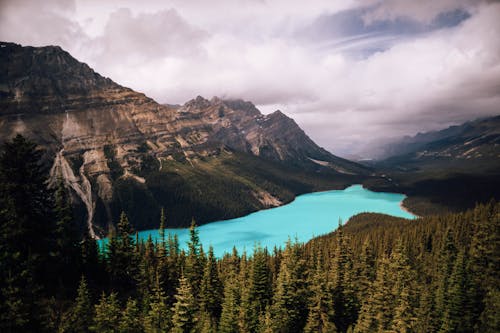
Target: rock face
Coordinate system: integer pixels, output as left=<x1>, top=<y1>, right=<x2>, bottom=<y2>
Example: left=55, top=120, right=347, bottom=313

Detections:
left=377, top=115, right=500, bottom=171
left=0, top=42, right=368, bottom=237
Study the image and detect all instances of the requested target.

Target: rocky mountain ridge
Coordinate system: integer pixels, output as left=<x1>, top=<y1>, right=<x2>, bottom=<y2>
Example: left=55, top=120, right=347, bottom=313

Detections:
left=377, top=115, right=500, bottom=171
left=363, top=115, right=500, bottom=216
left=0, top=42, right=368, bottom=237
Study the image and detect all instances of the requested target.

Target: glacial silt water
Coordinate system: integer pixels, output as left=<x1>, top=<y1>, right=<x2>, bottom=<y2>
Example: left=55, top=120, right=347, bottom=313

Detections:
left=102, top=185, right=415, bottom=257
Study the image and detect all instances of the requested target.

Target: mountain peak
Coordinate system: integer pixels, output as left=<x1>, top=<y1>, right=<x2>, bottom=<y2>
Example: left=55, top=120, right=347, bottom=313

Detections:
left=269, top=109, right=287, bottom=118
left=184, top=95, right=211, bottom=110
left=0, top=42, right=369, bottom=235
left=0, top=41, right=147, bottom=116
left=221, top=99, right=261, bottom=117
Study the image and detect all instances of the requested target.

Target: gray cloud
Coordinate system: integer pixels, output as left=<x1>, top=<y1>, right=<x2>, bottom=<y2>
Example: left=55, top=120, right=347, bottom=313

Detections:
left=0, top=0, right=86, bottom=49
left=92, top=8, right=207, bottom=61
left=0, top=0, right=499, bottom=158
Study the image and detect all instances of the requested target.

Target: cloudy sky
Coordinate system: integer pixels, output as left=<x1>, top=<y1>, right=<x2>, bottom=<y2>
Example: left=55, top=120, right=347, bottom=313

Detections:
left=1, top=0, right=499, bottom=157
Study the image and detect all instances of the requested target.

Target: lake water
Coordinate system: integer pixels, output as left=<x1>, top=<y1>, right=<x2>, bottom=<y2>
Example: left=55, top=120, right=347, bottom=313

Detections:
left=102, top=185, right=415, bottom=257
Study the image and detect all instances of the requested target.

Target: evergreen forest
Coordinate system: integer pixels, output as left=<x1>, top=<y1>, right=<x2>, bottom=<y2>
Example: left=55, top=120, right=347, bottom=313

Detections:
left=1, top=135, right=498, bottom=332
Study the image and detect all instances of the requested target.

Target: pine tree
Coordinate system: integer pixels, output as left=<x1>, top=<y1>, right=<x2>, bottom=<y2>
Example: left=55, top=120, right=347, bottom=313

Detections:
left=331, top=222, right=357, bottom=331
left=0, top=271, right=30, bottom=332
left=200, top=246, right=223, bottom=322
left=238, top=251, right=255, bottom=333
left=196, top=311, right=217, bottom=333
left=249, top=244, right=272, bottom=313
left=158, top=207, right=166, bottom=257
left=218, top=271, right=241, bottom=333
left=271, top=240, right=309, bottom=332
left=161, top=232, right=180, bottom=301
left=304, top=254, right=337, bottom=333
left=436, top=228, right=457, bottom=325
left=138, top=234, right=156, bottom=298
left=439, top=250, right=468, bottom=333
left=52, top=180, right=81, bottom=293
left=184, top=220, right=203, bottom=300
left=119, top=298, right=143, bottom=333
left=469, top=201, right=499, bottom=325
left=92, top=292, right=121, bottom=333
left=356, top=238, right=375, bottom=302
left=0, top=135, right=54, bottom=332
left=258, top=307, right=274, bottom=333
left=390, top=285, right=414, bottom=333
left=355, top=256, right=392, bottom=332
left=388, top=240, right=416, bottom=332
left=69, top=276, right=93, bottom=333
left=477, top=288, right=500, bottom=333
left=171, top=274, right=198, bottom=333
left=107, top=212, right=138, bottom=290
left=81, top=228, right=101, bottom=282
left=144, top=276, right=171, bottom=333
left=415, top=284, right=438, bottom=332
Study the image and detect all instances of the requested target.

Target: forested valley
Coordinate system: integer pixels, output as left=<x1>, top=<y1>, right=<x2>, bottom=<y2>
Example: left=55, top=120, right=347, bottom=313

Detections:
left=1, top=135, right=498, bottom=333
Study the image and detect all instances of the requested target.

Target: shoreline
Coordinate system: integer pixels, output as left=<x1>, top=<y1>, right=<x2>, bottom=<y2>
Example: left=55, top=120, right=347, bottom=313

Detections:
left=400, top=199, right=420, bottom=218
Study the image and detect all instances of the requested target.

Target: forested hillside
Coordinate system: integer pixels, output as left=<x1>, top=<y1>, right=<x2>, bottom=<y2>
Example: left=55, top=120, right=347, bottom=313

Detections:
left=0, top=42, right=368, bottom=236
left=1, top=136, right=498, bottom=332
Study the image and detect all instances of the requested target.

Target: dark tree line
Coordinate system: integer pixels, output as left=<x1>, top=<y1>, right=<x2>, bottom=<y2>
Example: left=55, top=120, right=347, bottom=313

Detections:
left=0, top=135, right=498, bottom=332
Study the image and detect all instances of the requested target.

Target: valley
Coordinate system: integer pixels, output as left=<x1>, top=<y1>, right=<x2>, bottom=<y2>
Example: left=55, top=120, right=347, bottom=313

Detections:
left=1, top=1, right=499, bottom=330
left=0, top=42, right=370, bottom=237
left=363, top=115, right=500, bottom=215
left=99, top=184, right=415, bottom=257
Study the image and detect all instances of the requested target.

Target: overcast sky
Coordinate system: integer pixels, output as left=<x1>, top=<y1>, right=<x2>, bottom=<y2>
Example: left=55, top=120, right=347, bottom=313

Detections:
left=1, top=0, right=499, bottom=157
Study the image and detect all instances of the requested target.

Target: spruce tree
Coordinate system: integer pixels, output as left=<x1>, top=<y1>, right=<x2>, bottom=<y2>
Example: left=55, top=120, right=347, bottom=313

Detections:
left=355, top=256, right=392, bottom=332
left=119, top=298, right=143, bottom=333
left=237, top=251, right=255, bottom=333
left=92, top=292, right=121, bottom=333
left=249, top=244, right=272, bottom=313
left=390, top=285, right=414, bottom=333
left=388, top=240, right=416, bottom=332
left=158, top=207, right=166, bottom=257
left=144, top=276, right=171, bottom=333
left=469, top=201, right=499, bottom=325
left=439, top=250, right=468, bottom=333
left=415, top=284, right=438, bottom=332
left=69, top=276, right=93, bottom=333
left=184, top=220, right=203, bottom=300
left=304, top=254, right=337, bottom=333
left=107, top=212, right=138, bottom=290
left=171, top=274, right=198, bottom=333
left=435, top=228, right=457, bottom=325
left=477, top=288, right=500, bottom=333
left=81, top=228, right=101, bottom=282
left=0, top=135, right=54, bottom=332
left=200, top=246, right=223, bottom=322
left=52, top=180, right=80, bottom=292
left=218, top=271, right=241, bottom=333
left=271, top=240, right=308, bottom=332
left=138, top=235, right=156, bottom=298
left=331, top=222, right=357, bottom=331
left=356, top=238, right=375, bottom=302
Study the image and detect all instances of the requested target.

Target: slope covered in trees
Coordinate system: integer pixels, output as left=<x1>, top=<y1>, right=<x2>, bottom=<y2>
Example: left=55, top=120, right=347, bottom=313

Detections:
left=0, top=136, right=498, bottom=332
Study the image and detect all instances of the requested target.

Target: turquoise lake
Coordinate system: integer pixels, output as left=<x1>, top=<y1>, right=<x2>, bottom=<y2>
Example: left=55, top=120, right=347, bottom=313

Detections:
left=102, top=185, right=415, bottom=257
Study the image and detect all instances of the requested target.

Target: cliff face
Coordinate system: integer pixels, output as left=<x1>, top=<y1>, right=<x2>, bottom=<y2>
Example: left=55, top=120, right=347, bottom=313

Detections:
left=0, top=42, right=368, bottom=237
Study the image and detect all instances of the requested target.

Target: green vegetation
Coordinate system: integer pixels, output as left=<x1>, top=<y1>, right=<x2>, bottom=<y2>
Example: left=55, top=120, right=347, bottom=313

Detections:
left=364, top=170, right=500, bottom=216
left=1, top=135, right=499, bottom=332
left=108, top=149, right=363, bottom=231
left=104, top=144, right=124, bottom=181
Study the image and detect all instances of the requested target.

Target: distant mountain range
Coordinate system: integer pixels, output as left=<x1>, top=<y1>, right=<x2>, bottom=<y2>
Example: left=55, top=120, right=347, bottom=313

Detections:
left=0, top=42, right=369, bottom=237
left=376, top=115, right=500, bottom=170
left=364, top=115, right=500, bottom=215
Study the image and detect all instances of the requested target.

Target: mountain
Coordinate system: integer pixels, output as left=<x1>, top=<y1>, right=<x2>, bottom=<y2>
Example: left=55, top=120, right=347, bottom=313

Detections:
left=0, top=42, right=369, bottom=237
left=364, top=115, right=500, bottom=215
left=376, top=115, right=500, bottom=168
